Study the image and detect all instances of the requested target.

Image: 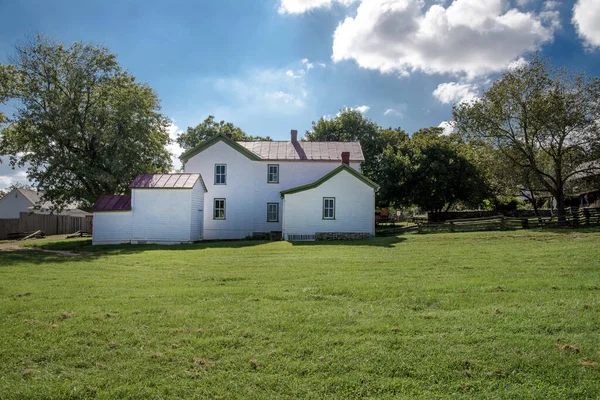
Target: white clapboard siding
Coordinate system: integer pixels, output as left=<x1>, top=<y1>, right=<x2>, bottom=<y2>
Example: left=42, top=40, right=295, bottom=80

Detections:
left=92, top=211, right=132, bottom=245
left=282, top=169, right=375, bottom=239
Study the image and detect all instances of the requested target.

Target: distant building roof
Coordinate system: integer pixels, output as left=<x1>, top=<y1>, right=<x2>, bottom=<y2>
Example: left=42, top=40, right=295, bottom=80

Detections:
left=237, top=141, right=364, bottom=161
left=91, top=195, right=132, bottom=212
left=15, top=188, right=80, bottom=211
left=129, top=173, right=206, bottom=190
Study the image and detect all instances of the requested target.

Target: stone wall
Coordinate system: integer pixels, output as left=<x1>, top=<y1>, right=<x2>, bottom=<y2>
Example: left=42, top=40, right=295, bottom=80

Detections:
left=315, top=232, right=372, bottom=241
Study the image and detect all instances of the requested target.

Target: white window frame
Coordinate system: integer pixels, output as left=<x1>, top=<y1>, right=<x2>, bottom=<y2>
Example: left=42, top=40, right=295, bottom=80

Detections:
left=267, top=164, right=279, bottom=184
left=267, top=203, right=279, bottom=222
left=214, top=164, right=227, bottom=185
left=323, top=197, right=335, bottom=220
left=214, top=198, right=226, bottom=220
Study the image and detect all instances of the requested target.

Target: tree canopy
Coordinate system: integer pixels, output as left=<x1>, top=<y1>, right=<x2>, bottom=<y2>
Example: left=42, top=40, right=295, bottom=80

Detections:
left=454, top=56, right=600, bottom=219
left=176, top=115, right=271, bottom=151
left=378, top=127, right=488, bottom=215
left=0, top=36, right=172, bottom=209
left=305, top=108, right=407, bottom=183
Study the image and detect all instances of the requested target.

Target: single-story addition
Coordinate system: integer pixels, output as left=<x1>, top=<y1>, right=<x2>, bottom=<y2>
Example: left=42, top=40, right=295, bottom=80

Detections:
left=91, top=173, right=206, bottom=245
left=280, top=164, right=379, bottom=241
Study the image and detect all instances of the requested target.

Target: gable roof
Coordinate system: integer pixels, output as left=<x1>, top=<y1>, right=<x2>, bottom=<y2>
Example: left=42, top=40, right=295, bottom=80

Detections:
left=279, top=164, right=379, bottom=198
left=179, top=135, right=262, bottom=163
left=179, top=134, right=365, bottom=163
left=92, top=195, right=132, bottom=212
left=129, top=173, right=207, bottom=191
left=237, top=141, right=364, bottom=161
left=3, top=188, right=80, bottom=211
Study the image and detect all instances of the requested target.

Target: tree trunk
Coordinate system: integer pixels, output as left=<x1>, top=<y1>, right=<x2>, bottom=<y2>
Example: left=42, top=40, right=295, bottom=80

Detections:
left=555, top=191, right=567, bottom=223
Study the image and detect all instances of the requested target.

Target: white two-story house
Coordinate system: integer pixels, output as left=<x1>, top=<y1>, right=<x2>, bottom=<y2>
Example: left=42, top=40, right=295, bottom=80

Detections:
left=181, top=130, right=378, bottom=241
left=91, top=130, right=378, bottom=244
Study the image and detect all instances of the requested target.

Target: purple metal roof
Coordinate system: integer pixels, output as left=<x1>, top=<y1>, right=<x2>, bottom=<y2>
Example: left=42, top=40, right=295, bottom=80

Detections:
left=91, top=195, right=132, bottom=212
left=129, top=173, right=201, bottom=189
left=236, top=141, right=364, bottom=161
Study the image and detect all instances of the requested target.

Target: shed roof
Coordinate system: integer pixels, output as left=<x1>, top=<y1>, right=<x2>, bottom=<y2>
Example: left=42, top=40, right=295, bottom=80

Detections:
left=129, top=173, right=206, bottom=191
left=91, top=195, right=132, bottom=212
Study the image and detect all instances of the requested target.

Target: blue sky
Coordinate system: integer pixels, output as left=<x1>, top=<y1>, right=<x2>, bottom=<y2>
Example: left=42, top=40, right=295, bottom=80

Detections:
left=1, top=0, right=600, bottom=187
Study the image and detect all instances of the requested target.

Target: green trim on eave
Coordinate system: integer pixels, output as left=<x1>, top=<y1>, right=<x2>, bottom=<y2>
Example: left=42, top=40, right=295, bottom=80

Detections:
left=179, top=134, right=262, bottom=163
left=279, top=164, right=379, bottom=198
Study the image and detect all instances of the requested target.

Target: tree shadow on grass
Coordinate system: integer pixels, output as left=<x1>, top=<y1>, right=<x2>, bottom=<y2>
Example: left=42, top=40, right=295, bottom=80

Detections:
left=0, top=235, right=407, bottom=266
left=289, top=236, right=406, bottom=248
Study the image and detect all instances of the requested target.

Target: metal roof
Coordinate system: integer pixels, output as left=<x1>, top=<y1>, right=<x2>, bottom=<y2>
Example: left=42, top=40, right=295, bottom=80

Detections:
left=237, top=141, right=364, bottom=161
left=91, top=195, right=132, bottom=212
left=129, top=173, right=202, bottom=189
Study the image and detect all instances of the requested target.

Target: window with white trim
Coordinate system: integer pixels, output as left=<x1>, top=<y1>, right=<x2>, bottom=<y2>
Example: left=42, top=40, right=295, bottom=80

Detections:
left=215, top=164, right=227, bottom=185
left=323, top=197, right=335, bottom=220
left=214, top=198, right=226, bottom=219
left=267, top=164, right=279, bottom=184
left=267, top=203, right=279, bottom=222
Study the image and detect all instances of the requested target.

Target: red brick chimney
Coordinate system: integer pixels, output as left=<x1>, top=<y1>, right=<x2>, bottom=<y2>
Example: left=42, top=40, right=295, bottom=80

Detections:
left=341, top=152, right=350, bottom=165
left=291, top=129, right=298, bottom=143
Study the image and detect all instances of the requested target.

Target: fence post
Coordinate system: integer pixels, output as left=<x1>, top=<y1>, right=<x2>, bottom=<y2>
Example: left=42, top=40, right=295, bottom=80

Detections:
left=500, top=217, right=507, bottom=230
left=521, top=218, right=529, bottom=229
left=449, top=221, right=455, bottom=233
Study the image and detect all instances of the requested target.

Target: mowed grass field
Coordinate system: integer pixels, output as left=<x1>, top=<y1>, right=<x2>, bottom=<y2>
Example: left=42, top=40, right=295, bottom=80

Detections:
left=0, top=229, right=599, bottom=399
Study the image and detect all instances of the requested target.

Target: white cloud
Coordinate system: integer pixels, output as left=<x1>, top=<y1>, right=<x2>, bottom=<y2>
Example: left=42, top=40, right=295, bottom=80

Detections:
left=0, top=164, right=28, bottom=189
left=384, top=104, right=407, bottom=117
left=573, top=0, right=600, bottom=49
left=214, top=66, right=309, bottom=116
left=508, top=57, right=528, bottom=71
left=332, top=0, right=559, bottom=78
left=279, top=0, right=357, bottom=14
left=165, top=122, right=184, bottom=171
left=433, top=82, right=479, bottom=104
left=301, top=58, right=314, bottom=70
left=438, top=120, right=457, bottom=135
left=353, top=105, right=370, bottom=113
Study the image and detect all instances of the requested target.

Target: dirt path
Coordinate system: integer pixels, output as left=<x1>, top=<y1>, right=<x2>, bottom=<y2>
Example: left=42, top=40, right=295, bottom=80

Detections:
left=0, top=242, right=80, bottom=256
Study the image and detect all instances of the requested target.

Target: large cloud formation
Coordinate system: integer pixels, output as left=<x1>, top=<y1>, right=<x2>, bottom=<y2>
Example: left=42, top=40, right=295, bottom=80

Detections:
left=331, top=0, right=558, bottom=78
left=573, top=0, right=600, bottom=49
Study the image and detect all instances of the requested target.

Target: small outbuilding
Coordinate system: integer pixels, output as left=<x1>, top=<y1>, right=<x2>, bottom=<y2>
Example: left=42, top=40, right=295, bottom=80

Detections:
left=280, top=163, right=378, bottom=241
left=91, top=173, right=207, bottom=245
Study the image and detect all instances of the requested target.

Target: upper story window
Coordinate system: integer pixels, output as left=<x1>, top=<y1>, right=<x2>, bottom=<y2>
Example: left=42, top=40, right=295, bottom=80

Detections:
left=323, top=197, right=335, bottom=220
left=267, top=164, right=279, bottom=184
left=215, top=164, right=227, bottom=185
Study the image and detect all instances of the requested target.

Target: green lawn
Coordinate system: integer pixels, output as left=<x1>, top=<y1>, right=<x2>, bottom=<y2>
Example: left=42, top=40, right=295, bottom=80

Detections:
left=1, top=229, right=599, bottom=399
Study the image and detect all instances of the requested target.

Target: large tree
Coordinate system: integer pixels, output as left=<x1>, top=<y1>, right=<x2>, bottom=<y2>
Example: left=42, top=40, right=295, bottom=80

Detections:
left=380, top=127, right=488, bottom=217
left=176, top=115, right=271, bottom=150
left=454, top=56, right=600, bottom=220
left=0, top=36, right=172, bottom=209
left=305, top=108, right=407, bottom=182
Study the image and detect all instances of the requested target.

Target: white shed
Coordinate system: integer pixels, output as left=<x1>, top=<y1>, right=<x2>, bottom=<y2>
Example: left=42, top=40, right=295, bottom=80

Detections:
left=91, top=173, right=207, bottom=245
left=280, top=164, right=378, bottom=241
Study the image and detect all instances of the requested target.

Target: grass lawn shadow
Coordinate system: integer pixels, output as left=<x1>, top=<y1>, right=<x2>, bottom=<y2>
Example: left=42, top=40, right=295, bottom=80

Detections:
left=290, top=236, right=405, bottom=248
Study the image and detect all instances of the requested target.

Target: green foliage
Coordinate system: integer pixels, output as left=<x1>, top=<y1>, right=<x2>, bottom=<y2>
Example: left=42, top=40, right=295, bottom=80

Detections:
left=0, top=64, right=18, bottom=123
left=379, top=128, right=489, bottom=213
left=454, top=55, right=600, bottom=218
left=177, top=115, right=271, bottom=150
left=305, top=108, right=408, bottom=184
left=0, top=36, right=172, bottom=209
left=1, top=229, right=600, bottom=398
